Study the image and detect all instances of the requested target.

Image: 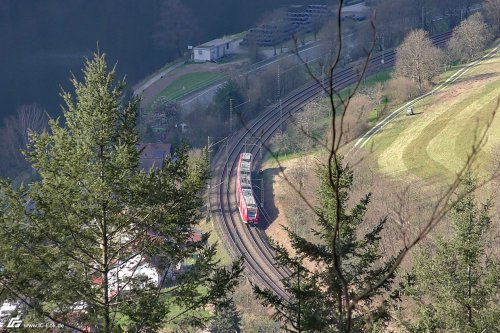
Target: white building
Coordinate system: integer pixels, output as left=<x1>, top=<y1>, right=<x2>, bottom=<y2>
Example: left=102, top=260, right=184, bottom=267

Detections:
left=108, top=255, right=159, bottom=295
left=193, top=36, right=239, bottom=62
left=0, top=301, right=19, bottom=321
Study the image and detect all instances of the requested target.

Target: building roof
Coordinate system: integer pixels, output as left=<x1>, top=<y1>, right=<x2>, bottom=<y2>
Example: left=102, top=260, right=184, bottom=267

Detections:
left=188, top=229, right=203, bottom=243
left=0, top=301, right=18, bottom=319
left=108, top=255, right=159, bottom=292
left=195, top=36, right=239, bottom=49
left=139, top=143, right=171, bottom=171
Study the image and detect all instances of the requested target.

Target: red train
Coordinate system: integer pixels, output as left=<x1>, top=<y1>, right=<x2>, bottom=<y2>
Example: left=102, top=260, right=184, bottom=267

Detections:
left=236, top=153, right=259, bottom=224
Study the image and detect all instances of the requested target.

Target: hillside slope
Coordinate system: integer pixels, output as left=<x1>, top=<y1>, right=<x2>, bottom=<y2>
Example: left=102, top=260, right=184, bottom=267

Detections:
left=264, top=46, right=500, bottom=256
left=369, top=50, right=500, bottom=183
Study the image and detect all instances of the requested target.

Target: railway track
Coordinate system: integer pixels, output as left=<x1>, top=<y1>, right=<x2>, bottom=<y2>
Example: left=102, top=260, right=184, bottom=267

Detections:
left=208, top=31, right=453, bottom=298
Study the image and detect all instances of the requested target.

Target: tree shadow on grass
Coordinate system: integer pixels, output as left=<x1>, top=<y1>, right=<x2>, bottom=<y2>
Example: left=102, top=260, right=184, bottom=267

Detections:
left=454, top=72, right=497, bottom=85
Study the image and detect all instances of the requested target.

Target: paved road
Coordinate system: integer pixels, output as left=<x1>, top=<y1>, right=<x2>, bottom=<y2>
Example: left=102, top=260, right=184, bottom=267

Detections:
left=179, top=40, right=328, bottom=112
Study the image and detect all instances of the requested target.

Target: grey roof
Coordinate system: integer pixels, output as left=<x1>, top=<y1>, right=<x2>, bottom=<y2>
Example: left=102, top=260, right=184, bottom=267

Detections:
left=196, top=36, right=239, bottom=49
left=138, top=143, right=171, bottom=171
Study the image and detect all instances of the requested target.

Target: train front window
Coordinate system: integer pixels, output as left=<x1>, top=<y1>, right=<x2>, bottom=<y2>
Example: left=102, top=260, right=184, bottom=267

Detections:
left=248, top=210, right=257, bottom=219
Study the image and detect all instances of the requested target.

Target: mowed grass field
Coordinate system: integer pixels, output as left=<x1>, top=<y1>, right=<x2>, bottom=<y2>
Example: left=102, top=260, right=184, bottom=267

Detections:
left=155, top=71, right=224, bottom=102
left=367, top=49, right=500, bottom=183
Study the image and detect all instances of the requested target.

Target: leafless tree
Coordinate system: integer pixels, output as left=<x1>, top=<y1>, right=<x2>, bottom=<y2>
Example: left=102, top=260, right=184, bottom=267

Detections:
left=242, top=0, right=500, bottom=331
left=394, top=29, right=445, bottom=92
left=257, top=7, right=289, bottom=56
left=375, top=0, right=423, bottom=47
left=0, top=103, right=48, bottom=178
left=364, top=83, right=386, bottom=119
left=292, top=102, right=323, bottom=152
left=270, top=129, right=291, bottom=158
left=448, top=13, right=493, bottom=63
left=244, top=56, right=306, bottom=115
left=257, top=6, right=288, bottom=27
left=154, top=0, right=197, bottom=57
left=339, top=93, right=371, bottom=144
left=483, top=0, right=500, bottom=32
left=318, top=18, right=339, bottom=49
left=149, top=98, right=181, bottom=129
left=434, top=0, right=474, bottom=27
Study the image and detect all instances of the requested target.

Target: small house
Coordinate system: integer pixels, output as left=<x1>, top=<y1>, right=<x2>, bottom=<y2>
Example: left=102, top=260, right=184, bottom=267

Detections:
left=0, top=301, right=19, bottom=320
left=108, top=256, right=160, bottom=293
left=138, top=143, right=171, bottom=171
left=193, top=37, right=239, bottom=62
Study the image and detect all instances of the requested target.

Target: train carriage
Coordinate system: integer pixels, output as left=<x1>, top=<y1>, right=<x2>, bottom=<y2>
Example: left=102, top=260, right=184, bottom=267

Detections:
left=236, top=153, right=259, bottom=224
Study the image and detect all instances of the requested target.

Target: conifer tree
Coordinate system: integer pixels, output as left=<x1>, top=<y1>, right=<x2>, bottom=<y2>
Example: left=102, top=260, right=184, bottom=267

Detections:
left=254, top=158, right=395, bottom=332
left=0, top=52, right=241, bottom=332
left=395, top=175, right=500, bottom=333
left=209, top=299, right=241, bottom=333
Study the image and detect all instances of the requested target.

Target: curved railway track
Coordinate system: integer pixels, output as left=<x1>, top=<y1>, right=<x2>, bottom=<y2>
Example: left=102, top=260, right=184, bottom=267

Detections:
left=209, top=31, right=453, bottom=298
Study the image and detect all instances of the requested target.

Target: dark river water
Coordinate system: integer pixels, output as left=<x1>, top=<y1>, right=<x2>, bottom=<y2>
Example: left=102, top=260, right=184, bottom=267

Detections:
left=0, top=0, right=322, bottom=121
left=1, top=0, right=165, bottom=119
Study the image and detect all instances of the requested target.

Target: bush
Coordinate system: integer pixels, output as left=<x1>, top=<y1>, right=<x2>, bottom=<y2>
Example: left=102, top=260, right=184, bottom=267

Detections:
left=341, top=93, right=372, bottom=143
left=386, top=76, right=420, bottom=104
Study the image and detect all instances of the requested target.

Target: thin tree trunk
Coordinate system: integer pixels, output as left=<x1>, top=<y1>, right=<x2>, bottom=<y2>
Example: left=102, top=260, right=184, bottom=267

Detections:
left=467, top=212, right=473, bottom=327
left=467, top=264, right=472, bottom=326
left=103, top=212, right=110, bottom=333
left=297, top=263, right=301, bottom=333
left=99, top=145, right=111, bottom=333
left=176, top=41, right=183, bottom=57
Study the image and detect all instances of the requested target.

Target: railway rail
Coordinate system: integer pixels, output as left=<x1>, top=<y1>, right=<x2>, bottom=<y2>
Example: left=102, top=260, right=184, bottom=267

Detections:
left=208, top=31, right=453, bottom=298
